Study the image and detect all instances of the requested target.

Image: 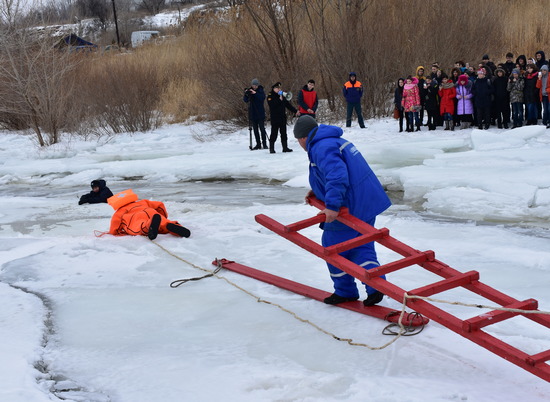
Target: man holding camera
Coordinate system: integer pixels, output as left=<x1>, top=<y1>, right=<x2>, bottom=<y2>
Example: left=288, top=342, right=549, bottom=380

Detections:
left=267, top=82, right=300, bottom=153
left=243, top=78, right=268, bottom=150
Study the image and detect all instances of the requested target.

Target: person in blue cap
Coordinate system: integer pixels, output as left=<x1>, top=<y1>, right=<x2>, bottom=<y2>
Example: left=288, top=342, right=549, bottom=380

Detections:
left=293, top=115, right=391, bottom=306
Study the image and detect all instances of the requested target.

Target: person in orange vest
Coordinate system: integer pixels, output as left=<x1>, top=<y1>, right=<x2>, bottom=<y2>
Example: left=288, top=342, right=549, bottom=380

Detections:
left=107, top=189, right=190, bottom=240
left=297, top=79, right=318, bottom=118
left=342, top=72, right=365, bottom=128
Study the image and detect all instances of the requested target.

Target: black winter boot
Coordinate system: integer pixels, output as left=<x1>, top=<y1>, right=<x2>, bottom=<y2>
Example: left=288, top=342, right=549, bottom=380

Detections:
left=269, top=142, right=276, bottom=154
left=363, top=291, right=384, bottom=306
left=148, top=214, right=161, bottom=240
left=323, top=293, right=358, bottom=305
left=166, top=223, right=191, bottom=238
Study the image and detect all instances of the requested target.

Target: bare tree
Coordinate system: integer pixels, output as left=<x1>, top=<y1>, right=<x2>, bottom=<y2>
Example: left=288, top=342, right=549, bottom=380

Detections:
left=138, top=0, right=165, bottom=14
left=76, top=0, right=110, bottom=29
left=0, top=29, right=81, bottom=146
left=242, top=0, right=302, bottom=83
left=1, top=0, right=30, bottom=27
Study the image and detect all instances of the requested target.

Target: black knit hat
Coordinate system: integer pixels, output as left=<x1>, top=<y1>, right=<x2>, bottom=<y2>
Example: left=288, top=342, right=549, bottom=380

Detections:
left=293, top=115, right=318, bottom=139
left=91, top=180, right=101, bottom=188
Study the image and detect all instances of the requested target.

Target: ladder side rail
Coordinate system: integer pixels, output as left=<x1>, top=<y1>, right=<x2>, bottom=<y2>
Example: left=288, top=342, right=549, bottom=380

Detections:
left=405, top=299, right=550, bottom=382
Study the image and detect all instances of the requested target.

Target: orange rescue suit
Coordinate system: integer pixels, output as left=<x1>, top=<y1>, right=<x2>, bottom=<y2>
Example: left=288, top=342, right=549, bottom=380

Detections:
left=108, top=199, right=181, bottom=237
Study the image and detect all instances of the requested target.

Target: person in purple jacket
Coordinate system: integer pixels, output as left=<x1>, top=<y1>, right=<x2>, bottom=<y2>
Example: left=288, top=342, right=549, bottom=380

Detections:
left=293, top=115, right=391, bottom=306
left=455, top=74, right=474, bottom=129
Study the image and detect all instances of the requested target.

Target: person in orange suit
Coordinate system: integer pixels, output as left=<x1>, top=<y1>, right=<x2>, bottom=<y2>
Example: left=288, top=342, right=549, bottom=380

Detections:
left=107, top=189, right=190, bottom=240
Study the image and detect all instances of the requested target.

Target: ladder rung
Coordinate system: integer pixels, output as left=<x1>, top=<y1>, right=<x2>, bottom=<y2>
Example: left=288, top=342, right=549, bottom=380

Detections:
left=324, top=229, right=390, bottom=255
left=409, top=271, right=480, bottom=297
left=527, top=349, right=550, bottom=366
left=463, top=299, right=538, bottom=332
left=366, top=251, right=435, bottom=278
left=284, top=214, right=325, bottom=232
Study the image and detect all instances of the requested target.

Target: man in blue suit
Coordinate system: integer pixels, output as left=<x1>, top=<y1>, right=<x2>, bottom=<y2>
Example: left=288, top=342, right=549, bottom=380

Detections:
left=293, top=115, right=391, bottom=306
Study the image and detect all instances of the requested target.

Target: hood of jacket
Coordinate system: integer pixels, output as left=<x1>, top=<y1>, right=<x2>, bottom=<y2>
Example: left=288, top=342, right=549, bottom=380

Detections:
left=306, top=124, right=342, bottom=151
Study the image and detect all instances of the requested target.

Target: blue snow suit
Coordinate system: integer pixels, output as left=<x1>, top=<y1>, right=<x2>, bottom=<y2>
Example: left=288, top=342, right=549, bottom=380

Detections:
left=306, top=124, right=391, bottom=298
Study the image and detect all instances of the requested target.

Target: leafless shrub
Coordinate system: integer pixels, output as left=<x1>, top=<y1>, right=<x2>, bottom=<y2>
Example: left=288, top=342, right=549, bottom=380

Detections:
left=0, top=28, right=82, bottom=146
left=77, top=52, right=163, bottom=133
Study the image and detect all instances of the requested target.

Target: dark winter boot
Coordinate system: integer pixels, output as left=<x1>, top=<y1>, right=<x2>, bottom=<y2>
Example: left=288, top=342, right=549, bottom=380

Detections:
left=282, top=138, right=293, bottom=152
left=363, top=291, right=384, bottom=306
left=262, top=142, right=268, bottom=149
left=323, top=293, right=358, bottom=305
left=166, top=223, right=191, bottom=238
left=444, top=121, right=450, bottom=130
left=252, top=144, right=261, bottom=150
left=148, top=214, right=161, bottom=240
left=269, top=142, right=276, bottom=154
left=415, top=124, right=421, bottom=131
left=450, top=122, right=455, bottom=131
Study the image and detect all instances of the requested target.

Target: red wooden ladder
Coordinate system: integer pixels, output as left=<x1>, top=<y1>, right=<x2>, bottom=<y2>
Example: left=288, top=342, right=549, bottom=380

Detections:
left=254, top=195, right=550, bottom=383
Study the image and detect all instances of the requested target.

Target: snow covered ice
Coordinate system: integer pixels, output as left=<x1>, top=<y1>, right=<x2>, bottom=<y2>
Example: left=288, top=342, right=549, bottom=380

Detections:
left=1, top=119, right=550, bottom=401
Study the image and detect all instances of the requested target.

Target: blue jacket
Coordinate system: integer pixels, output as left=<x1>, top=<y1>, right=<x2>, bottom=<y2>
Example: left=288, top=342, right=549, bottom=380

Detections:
left=243, top=86, right=266, bottom=121
left=306, top=124, right=391, bottom=231
left=342, top=79, right=363, bottom=103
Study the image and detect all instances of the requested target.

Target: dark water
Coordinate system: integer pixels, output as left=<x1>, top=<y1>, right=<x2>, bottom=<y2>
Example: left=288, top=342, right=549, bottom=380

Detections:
left=4, top=178, right=550, bottom=237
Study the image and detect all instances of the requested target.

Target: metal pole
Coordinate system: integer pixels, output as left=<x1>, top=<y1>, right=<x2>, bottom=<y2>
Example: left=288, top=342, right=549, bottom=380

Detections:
left=111, top=0, right=121, bottom=48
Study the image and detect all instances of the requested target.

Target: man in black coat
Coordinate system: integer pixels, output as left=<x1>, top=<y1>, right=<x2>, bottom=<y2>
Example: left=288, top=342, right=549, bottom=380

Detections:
left=79, top=179, right=114, bottom=205
left=267, top=82, right=299, bottom=153
left=472, top=69, right=494, bottom=129
left=243, top=78, right=268, bottom=150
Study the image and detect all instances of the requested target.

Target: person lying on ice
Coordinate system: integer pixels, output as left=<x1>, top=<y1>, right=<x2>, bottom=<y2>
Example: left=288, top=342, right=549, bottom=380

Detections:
left=79, top=179, right=114, bottom=205
left=293, top=115, right=391, bottom=306
left=107, top=189, right=190, bottom=240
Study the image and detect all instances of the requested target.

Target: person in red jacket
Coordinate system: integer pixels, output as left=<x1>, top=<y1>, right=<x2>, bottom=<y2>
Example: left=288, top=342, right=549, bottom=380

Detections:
left=107, top=189, right=190, bottom=240
left=297, top=79, right=318, bottom=118
left=438, top=74, right=457, bottom=130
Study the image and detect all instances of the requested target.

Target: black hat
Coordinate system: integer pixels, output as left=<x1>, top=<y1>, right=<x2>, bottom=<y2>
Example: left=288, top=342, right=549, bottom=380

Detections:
left=293, top=115, right=318, bottom=139
left=91, top=180, right=101, bottom=188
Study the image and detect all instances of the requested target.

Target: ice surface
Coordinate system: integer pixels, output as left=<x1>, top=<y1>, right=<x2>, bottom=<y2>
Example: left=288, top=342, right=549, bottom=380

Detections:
left=1, top=119, right=550, bottom=401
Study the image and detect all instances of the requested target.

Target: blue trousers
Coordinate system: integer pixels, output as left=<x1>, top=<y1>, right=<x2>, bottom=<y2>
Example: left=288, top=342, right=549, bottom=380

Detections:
left=321, top=218, right=386, bottom=298
left=511, top=102, right=523, bottom=127
left=346, top=102, right=365, bottom=128
left=526, top=102, right=538, bottom=123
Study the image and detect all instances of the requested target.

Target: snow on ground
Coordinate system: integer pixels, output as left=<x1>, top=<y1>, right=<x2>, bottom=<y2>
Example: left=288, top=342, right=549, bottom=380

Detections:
left=1, top=119, right=550, bottom=401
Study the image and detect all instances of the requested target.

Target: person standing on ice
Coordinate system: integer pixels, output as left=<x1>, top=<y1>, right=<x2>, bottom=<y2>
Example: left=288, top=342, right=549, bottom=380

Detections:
left=293, top=115, right=391, bottom=306
left=106, top=189, right=191, bottom=240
